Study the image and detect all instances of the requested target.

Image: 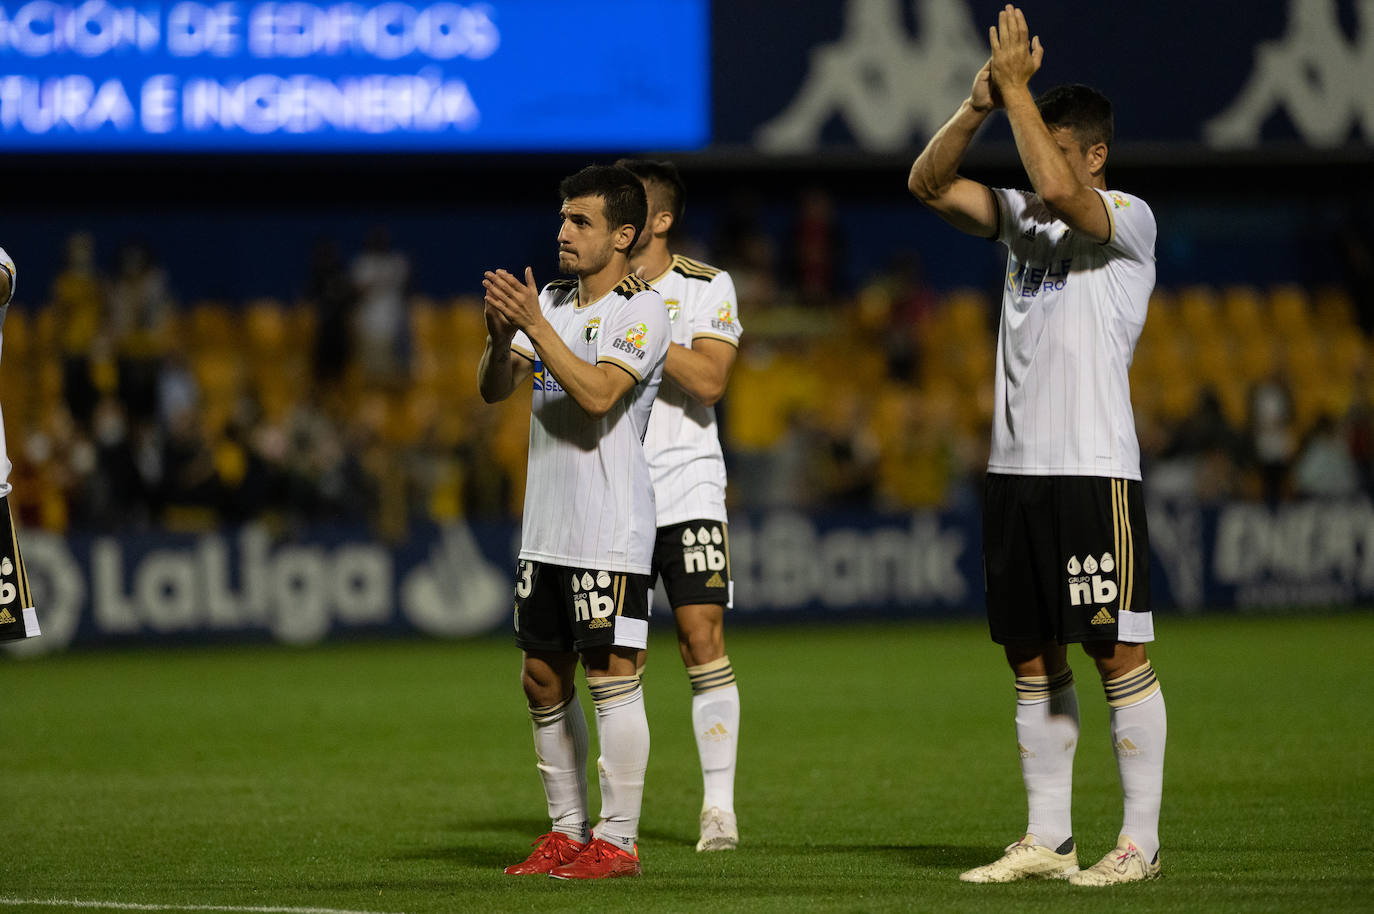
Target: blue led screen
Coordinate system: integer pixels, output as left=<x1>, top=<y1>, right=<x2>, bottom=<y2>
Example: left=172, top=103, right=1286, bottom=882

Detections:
left=0, top=0, right=709, bottom=150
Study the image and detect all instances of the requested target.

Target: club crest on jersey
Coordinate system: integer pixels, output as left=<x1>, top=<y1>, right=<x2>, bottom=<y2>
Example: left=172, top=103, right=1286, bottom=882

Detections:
left=612, top=322, right=648, bottom=359
left=582, top=317, right=601, bottom=343
left=712, top=302, right=736, bottom=331
left=1067, top=553, right=1118, bottom=608
left=665, top=299, right=681, bottom=322
left=681, top=524, right=727, bottom=575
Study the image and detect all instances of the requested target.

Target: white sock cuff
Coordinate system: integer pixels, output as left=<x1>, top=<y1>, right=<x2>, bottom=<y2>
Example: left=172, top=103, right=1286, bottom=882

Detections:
left=1015, top=667, right=1074, bottom=704
left=586, top=675, right=642, bottom=708
left=528, top=692, right=575, bottom=724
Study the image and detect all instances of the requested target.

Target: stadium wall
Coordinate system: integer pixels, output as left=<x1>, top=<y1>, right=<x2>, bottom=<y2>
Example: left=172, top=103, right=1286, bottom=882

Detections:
left=9, top=497, right=1373, bottom=655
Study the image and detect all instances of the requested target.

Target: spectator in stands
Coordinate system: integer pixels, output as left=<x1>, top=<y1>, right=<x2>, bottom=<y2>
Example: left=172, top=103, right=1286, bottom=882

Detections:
left=1292, top=414, right=1360, bottom=499
left=789, top=187, right=844, bottom=306
left=304, top=239, right=357, bottom=387
left=50, top=231, right=107, bottom=426
left=108, top=240, right=175, bottom=424
left=351, top=226, right=411, bottom=385
left=1245, top=370, right=1297, bottom=504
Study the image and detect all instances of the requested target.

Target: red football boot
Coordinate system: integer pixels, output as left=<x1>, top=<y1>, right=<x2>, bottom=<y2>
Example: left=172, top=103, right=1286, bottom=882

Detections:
left=503, top=832, right=586, bottom=875
left=548, top=837, right=642, bottom=879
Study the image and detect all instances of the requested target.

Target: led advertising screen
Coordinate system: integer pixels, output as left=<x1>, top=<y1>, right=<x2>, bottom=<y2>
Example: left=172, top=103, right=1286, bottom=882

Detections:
left=0, top=0, right=710, bottom=151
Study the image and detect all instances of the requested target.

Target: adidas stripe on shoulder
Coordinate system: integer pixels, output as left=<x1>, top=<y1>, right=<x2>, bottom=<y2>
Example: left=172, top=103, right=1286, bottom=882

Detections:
left=671, top=254, right=722, bottom=282
left=613, top=273, right=653, bottom=299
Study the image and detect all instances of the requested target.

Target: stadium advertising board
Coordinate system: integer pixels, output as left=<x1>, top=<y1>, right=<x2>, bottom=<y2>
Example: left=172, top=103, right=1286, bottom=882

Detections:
left=7, top=499, right=1370, bottom=654
left=0, top=0, right=709, bottom=150
left=717, top=0, right=1374, bottom=155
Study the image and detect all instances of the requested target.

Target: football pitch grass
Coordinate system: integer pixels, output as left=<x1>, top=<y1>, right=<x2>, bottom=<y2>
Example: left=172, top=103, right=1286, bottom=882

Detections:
left=2, top=612, right=1371, bottom=913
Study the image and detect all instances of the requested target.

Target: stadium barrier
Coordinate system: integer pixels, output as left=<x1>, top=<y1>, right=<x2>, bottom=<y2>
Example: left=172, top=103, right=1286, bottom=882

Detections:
left=7, top=497, right=1372, bottom=655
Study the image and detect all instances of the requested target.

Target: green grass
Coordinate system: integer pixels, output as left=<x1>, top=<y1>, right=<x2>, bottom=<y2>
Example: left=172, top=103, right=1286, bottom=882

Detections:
left=2, top=612, right=1372, bottom=913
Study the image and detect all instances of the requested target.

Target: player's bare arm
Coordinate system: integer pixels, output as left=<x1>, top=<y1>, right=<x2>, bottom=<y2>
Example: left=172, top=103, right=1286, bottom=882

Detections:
left=664, top=338, right=737, bottom=407
left=477, top=295, right=533, bottom=402
left=484, top=267, right=637, bottom=419
left=990, top=5, right=1111, bottom=242
left=908, top=58, right=1000, bottom=238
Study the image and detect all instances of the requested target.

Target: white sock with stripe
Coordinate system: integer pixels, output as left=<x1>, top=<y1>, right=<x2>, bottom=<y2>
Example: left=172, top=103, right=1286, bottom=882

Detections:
left=527, top=692, right=589, bottom=842
left=687, top=656, right=739, bottom=814
left=587, top=675, right=649, bottom=851
left=1105, top=662, right=1166, bottom=862
left=1015, top=667, right=1079, bottom=852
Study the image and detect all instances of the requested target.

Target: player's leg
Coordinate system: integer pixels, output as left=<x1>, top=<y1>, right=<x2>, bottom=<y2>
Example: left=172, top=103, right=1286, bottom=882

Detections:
left=0, top=406, right=38, bottom=645
left=674, top=602, right=740, bottom=850
left=551, top=570, right=651, bottom=879
left=658, top=519, right=740, bottom=850
left=506, top=563, right=588, bottom=875
left=1059, top=477, right=1164, bottom=886
left=1069, top=639, right=1165, bottom=886
left=962, top=475, right=1079, bottom=883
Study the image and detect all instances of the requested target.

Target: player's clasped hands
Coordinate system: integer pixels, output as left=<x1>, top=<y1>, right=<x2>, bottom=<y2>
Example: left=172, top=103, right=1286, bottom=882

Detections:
left=483, top=267, right=542, bottom=335
left=988, top=4, right=1043, bottom=94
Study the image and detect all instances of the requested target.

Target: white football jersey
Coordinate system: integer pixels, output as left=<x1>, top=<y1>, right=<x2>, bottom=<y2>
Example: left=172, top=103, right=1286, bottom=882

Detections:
left=642, top=255, right=741, bottom=527
left=988, top=187, right=1156, bottom=480
left=510, top=274, right=670, bottom=573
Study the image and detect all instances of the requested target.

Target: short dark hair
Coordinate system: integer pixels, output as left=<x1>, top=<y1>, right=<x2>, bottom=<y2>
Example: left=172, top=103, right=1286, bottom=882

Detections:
left=615, top=158, right=686, bottom=224
left=558, top=164, right=648, bottom=254
left=1035, top=84, right=1114, bottom=151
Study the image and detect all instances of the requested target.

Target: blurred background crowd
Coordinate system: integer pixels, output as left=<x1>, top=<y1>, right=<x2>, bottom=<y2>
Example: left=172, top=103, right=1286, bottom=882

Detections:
left=7, top=184, right=1373, bottom=540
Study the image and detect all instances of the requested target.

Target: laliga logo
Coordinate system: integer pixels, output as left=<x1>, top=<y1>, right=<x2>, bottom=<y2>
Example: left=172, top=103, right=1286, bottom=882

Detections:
left=1067, top=553, right=1118, bottom=607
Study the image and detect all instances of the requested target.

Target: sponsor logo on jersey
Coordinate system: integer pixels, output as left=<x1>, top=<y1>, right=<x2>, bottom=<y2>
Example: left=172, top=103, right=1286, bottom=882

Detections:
left=571, top=570, right=617, bottom=625
left=711, top=302, right=736, bottom=332
left=1109, top=192, right=1131, bottom=209
left=582, top=317, right=601, bottom=343
left=1067, top=553, right=1118, bottom=609
left=681, top=524, right=727, bottom=575
left=0, top=555, right=16, bottom=606
left=1007, top=256, right=1073, bottom=297
left=531, top=361, right=564, bottom=392
left=612, top=323, right=648, bottom=360
left=665, top=299, right=681, bottom=322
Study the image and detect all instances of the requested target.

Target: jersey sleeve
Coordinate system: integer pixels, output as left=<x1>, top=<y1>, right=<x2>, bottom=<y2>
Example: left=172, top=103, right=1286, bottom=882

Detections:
left=509, top=329, right=535, bottom=361
left=597, top=289, right=671, bottom=382
left=991, top=187, right=1034, bottom=247
left=1096, top=189, right=1157, bottom=263
left=689, top=271, right=742, bottom=348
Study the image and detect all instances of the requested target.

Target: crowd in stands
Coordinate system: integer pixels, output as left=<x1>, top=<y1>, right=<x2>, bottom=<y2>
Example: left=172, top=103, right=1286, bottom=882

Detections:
left=6, top=220, right=1373, bottom=539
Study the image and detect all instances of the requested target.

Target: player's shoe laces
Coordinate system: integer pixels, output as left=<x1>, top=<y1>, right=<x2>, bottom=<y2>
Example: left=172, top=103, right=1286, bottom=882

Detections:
left=696, top=807, right=739, bottom=852
left=1067, top=835, right=1161, bottom=886
left=503, top=832, right=585, bottom=875
left=959, top=834, right=1079, bottom=883
left=548, top=837, right=641, bottom=879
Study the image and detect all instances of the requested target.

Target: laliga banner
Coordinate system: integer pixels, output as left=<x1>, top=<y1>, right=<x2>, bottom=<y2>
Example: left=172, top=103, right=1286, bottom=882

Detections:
left=6, top=499, right=1371, bottom=655
left=0, top=0, right=709, bottom=149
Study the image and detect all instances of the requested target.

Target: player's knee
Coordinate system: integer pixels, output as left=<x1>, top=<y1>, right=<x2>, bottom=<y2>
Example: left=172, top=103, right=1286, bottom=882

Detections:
left=678, top=625, right=725, bottom=666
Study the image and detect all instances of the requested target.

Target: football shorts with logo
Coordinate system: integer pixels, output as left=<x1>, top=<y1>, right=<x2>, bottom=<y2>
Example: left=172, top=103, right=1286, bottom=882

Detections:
left=651, top=520, right=733, bottom=610
left=983, top=474, right=1152, bottom=644
left=0, top=494, right=38, bottom=643
left=512, top=560, right=652, bottom=653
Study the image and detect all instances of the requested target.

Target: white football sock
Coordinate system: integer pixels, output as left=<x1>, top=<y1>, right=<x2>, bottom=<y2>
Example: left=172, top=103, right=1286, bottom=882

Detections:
left=528, top=692, right=589, bottom=842
left=687, top=657, right=739, bottom=814
left=1105, top=663, right=1166, bottom=861
left=587, top=675, right=649, bottom=851
left=1015, top=668, right=1079, bottom=852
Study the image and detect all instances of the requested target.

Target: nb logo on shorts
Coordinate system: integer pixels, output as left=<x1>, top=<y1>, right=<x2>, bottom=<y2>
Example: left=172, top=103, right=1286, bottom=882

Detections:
left=681, top=525, right=726, bottom=575
left=572, top=573, right=616, bottom=623
left=1066, top=553, right=1118, bottom=607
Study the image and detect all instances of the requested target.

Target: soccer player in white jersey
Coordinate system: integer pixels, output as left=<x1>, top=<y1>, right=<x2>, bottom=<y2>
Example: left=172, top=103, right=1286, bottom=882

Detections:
left=617, top=159, right=743, bottom=852
left=0, top=246, right=39, bottom=646
left=908, top=6, right=1166, bottom=886
left=479, top=165, right=670, bottom=880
